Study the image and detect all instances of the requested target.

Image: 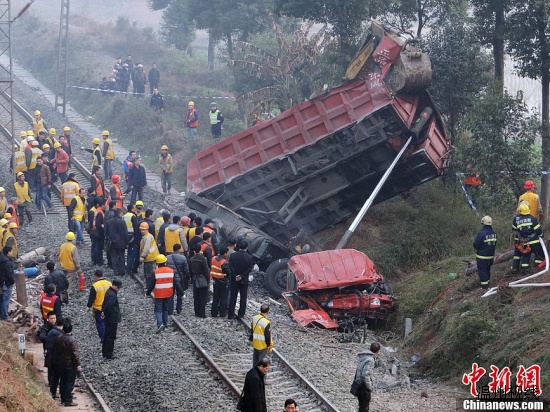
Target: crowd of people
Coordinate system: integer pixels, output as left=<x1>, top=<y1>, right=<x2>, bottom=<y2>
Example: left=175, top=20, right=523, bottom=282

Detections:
left=99, top=55, right=160, bottom=98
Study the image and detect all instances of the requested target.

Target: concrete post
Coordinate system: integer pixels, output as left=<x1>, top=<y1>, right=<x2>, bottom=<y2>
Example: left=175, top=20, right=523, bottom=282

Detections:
left=404, top=318, right=412, bottom=338
left=15, top=268, right=27, bottom=307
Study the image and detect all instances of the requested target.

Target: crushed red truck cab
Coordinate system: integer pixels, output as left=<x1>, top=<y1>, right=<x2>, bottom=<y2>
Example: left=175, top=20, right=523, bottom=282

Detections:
left=282, top=249, right=396, bottom=329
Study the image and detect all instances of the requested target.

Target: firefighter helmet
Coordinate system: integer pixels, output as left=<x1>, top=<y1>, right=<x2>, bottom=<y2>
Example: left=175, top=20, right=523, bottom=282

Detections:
left=481, top=215, right=492, bottom=226
left=524, top=180, right=535, bottom=190
left=518, top=203, right=530, bottom=215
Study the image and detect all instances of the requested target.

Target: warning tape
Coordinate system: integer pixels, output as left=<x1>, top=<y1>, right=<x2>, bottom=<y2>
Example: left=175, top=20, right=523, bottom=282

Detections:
left=456, top=173, right=479, bottom=215
left=67, top=85, right=236, bottom=100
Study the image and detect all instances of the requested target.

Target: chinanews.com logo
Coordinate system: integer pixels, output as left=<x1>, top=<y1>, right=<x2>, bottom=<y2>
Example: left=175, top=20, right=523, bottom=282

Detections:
left=459, top=363, right=550, bottom=411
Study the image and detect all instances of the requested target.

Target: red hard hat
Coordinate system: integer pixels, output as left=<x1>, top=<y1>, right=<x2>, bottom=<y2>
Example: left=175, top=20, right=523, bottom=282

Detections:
left=111, top=174, right=120, bottom=183
left=180, top=216, right=191, bottom=226
left=524, top=180, right=535, bottom=189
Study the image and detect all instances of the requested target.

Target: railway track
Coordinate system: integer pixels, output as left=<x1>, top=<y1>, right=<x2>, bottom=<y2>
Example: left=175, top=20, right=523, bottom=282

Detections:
left=132, top=273, right=339, bottom=412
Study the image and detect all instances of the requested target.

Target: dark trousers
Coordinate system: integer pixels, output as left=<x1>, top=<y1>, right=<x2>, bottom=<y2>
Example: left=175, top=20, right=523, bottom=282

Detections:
left=130, top=186, right=143, bottom=204
left=193, top=286, right=208, bottom=317
left=111, top=248, right=126, bottom=276
left=49, top=360, right=60, bottom=397
left=172, top=287, right=184, bottom=314
left=513, top=241, right=544, bottom=270
left=91, top=237, right=104, bottom=265
left=57, top=365, right=76, bottom=404
left=476, top=258, right=493, bottom=287
left=358, top=386, right=372, bottom=412
left=66, top=206, right=72, bottom=230
left=94, top=309, right=106, bottom=343
left=17, top=204, right=33, bottom=225
left=228, top=280, right=248, bottom=319
left=102, top=322, right=118, bottom=358
left=161, top=172, right=172, bottom=193
left=126, top=244, right=138, bottom=274
left=211, top=280, right=229, bottom=317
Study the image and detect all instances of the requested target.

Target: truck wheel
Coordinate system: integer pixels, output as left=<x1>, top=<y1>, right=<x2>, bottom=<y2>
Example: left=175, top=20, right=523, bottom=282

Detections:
left=265, top=259, right=289, bottom=297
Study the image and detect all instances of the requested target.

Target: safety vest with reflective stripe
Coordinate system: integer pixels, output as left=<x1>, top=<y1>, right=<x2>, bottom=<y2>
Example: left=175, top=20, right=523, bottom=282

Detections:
left=251, top=314, right=270, bottom=350
left=7, top=204, right=18, bottom=226
left=40, top=293, right=59, bottom=320
left=73, top=196, right=86, bottom=222
left=186, top=108, right=198, bottom=128
left=30, top=147, right=43, bottom=169
left=93, top=175, right=106, bottom=198
left=154, top=217, right=164, bottom=239
left=209, top=110, right=220, bottom=125
left=14, top=181, right=31, bottom=203
left=123, top=212, right=134, bottom=233
left=61, top=181, right=80, bottom=207
left=0, top=228, right=5, bottom=249
left=91, top=147, right=101, bottom=169
left=59, top=242, right=77, bottom=271
left=164, top=227, right=183, bottom=253
left=14, top=151, right=27, bottom=173
left=0, top=197, right=6, bottom=216
left=32, top=118, right=45, bottom=136
left=111, top=184, right=123, bottom=209
left=153, top=266, right=174, bottom=298
left=92, top=208, right=104, bottom=230
left=91, top=279, right=112, bottom=311
left=104, top=138, right=115, bottom=160
left=210, top=257, right=227, bottom=279
left=140, top=232, right=159, bottom=262
left=4, top=231, right=17, bottom=257
left=200, top=242, right=211, bottom=253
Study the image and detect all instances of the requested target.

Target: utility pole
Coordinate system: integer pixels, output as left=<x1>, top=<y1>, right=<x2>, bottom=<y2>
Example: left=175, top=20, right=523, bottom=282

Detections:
left=0, top=0, right=15, bottom=180
left=54, top=0, right=70, bottom=116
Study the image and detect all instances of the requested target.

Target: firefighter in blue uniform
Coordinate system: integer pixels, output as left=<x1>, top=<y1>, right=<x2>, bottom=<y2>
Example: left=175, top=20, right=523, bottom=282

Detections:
left=512, top=203, right=544, bottom=273
left=473, top=215, right=497, bottom=289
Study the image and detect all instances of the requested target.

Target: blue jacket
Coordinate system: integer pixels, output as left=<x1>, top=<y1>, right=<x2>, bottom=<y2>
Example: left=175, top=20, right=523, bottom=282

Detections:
left=512, top=214, right=543, bottom=242
left=473, top=225, right=497, bottom=259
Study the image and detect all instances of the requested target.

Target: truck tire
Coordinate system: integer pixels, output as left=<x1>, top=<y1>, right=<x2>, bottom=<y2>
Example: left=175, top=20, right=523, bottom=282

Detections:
left=265, top=258, right=289, bottom=297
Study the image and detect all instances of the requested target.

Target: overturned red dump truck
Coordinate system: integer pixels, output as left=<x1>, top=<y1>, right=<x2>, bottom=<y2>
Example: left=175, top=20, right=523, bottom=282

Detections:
left=186, top=22, right=451, bottom=327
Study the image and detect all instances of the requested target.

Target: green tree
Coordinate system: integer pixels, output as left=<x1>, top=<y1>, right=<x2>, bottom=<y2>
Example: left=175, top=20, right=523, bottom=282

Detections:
left=460, top=82, right=541, bottom=206
left=422, top=15, right=492, bottom=141
left=157, top=0, right=196, bottom=52
left=506, top=1, right=550, bottom=217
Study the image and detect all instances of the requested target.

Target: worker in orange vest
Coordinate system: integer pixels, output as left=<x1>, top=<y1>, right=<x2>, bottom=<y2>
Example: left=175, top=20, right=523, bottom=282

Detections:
left=109, top=174, right=125, bottom=210
left=39, top=284, right=62, bottom=320
left=464, top=163, right=482, bottom=205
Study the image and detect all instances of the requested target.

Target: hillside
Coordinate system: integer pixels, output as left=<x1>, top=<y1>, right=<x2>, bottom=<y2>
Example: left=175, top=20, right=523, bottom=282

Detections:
left=10, top=8, right=550, bottom=400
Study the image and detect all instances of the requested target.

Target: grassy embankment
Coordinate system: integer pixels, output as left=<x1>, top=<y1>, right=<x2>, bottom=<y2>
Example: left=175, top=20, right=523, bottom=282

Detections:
left=13, top=11, right=550, bottom=396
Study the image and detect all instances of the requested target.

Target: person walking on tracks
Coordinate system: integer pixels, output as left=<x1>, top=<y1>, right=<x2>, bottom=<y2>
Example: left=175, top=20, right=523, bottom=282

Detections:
left=35, top=157, right=53, bottom=211
left=512, top=203, right=544, bottom=273
left=228, top=241, right=255, bottom=319
left=62, top=174, right=80, bottom=230
left=82, top=138, right=102, bottom=174
left=239, top=358, right=270, bottom=412
left=59, top=232, right=82, bottom=294
left=68, top=188, right=87, bottom=247
left=250, top=304, right=274, bottom=367
left=87, top=270, right=112, bottom=344
left=473, top=216, right=497, bottom=289
left=139, top=221, right=159, bottom=281
left=147, top=254, right=181, bottom=333
left=101, top=279, right=122, bottom=359
left=13, top=172, right=33, bottom=225
left=52, top=142, right=70, bottom=183
left=352, top=342, right=380, bottom=412
left=166, top=244, right=189, bottom=315
left=91, top=166, right=107, bottom=203
left=101, top=130, right=115, bottom=180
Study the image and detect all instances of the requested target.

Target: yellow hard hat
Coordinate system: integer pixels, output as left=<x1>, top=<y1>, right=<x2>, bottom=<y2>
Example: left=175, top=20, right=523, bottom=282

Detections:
left=3, top=213, right=11, bottom=219
left=518, top=203, right=530, bottom=215
left=136, top=200, right=144, bottom=207
left=0, top=219, right=7, bottom=227
left=27, top=130, right=34, bottom=137
left=53, top=142, right=61, bottom=149
left=139, top=222, right=149, bottom=230
left=66, top=232, right=75, bottom=240
left=9, top=222, right=18, bottom=229
left=16, top=172, right=24, bottom=178
left=92, top=137, right=101, bottom=145
left=49, top=128, right=56, bottom=134
left=0, top=186, right=4, bottom=192
left=156, top=254, right=167, bottom=264
left=188, top=101, right=195, bottom=106
left=31, top=140, right=39, bottom=146
left=19, top=131, right=27, bottom=137
left=42, top=143, right=50, bottom=149
left=63, top=126, right=71, bottom=132
left=161, top=145, right=168, bottom=150
left=101, top=130, right=110, bottom=136
left=34, top=110, right=41, bottom=116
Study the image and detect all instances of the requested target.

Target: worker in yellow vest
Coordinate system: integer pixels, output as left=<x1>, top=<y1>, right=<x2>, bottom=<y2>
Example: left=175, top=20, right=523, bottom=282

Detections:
left=82, top=138, right=102, bottom=174
left=101, top=130, right=115, bottom=180
left=86, top=270, right=112, bottom=344
left=68, top=188, right=87, bottom=246
left=59, top=232, right=82, bottom=293
left=0, top=218, right=8, bottom=249
left=61, top=175, right=80, bottom=230
left=158, top=145, right=173, bottom=194
left=31, top=110, right=47, bottom=137
left=0, top=187, right=6, bottom=217
left=135, top=200, right=146, bottom=220
left=139, top=221, right=159, bottom=281
left=26, top=140, right=43, bottom=191
left=164, top=215, right=188, bottom=255
left=47, top=128, right=57, bottom=149
left=13, top=172, right=33, bottom=225
left=518, top=180, right=544, bottom=223
left=250, top=304, right=274, bottom=367
left=4, top=222, right=19, bottom=259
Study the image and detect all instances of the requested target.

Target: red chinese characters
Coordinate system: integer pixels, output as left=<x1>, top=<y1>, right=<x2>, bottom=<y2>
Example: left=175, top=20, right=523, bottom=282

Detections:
left=462, top=363, right=487, bottom=397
